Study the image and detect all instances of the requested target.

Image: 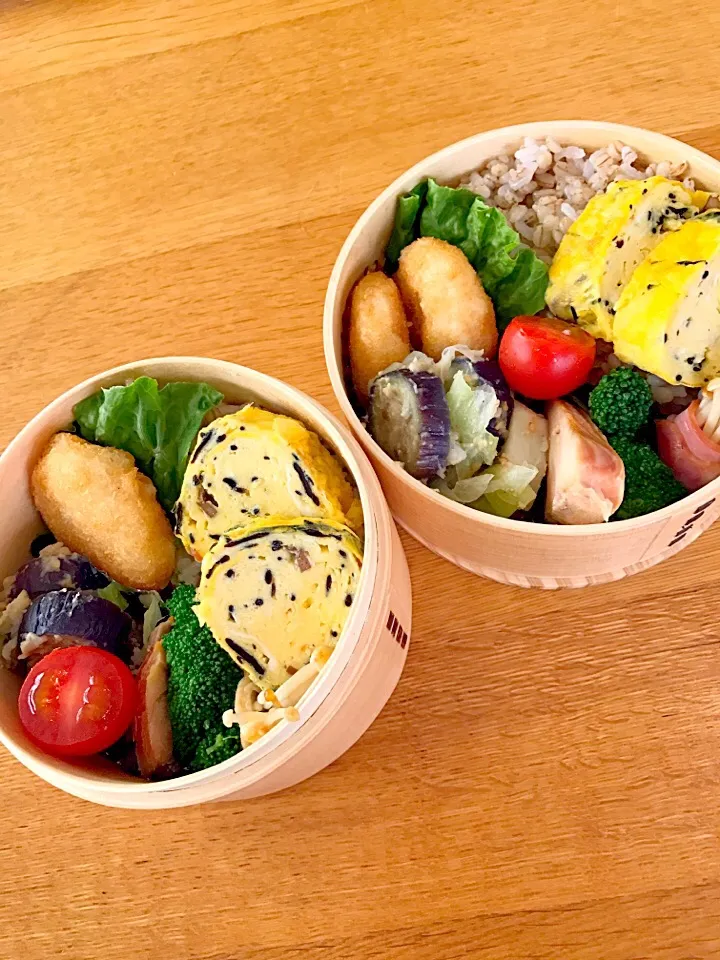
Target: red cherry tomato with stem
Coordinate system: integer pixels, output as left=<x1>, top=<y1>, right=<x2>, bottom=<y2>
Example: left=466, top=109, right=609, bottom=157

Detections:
left=18, top=646, right=137, bottom=758
left=499, top=316, right=596, bottom=400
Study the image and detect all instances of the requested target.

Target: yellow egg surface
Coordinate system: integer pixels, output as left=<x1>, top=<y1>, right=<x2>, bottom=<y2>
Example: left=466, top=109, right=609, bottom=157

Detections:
left=196, top=516, right=363, bottom=689
left=613, top=211, right=720, bottom=387
left=546, top=177, right=704, bottom=340
left=176, top=406, right=363, bottom=559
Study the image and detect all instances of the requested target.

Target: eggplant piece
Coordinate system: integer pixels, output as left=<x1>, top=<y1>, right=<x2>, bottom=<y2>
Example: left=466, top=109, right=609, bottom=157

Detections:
left=103, top=731, right=141, bottom=778
left=9, top=555, right=108, bottom=600
left=448, top=357, right=514, bottom=443
left=19, top=590, right=132, bottom=660
left=368, top=369, right=450, bottom=479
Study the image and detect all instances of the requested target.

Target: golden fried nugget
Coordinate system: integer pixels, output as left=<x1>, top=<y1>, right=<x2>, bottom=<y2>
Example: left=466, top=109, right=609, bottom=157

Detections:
left=349, top=272, right=411, bottom=404
left=395, top=237, right=498, bottom=361
left=31, top=433, right=176, bottom=590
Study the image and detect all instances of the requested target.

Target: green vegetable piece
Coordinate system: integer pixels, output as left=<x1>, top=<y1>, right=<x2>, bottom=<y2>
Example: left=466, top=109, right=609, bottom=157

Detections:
left=74, top=391, right=103, bottom=440
left=462, top=197, right=520, bottom=285
left=192, top=730, right=245, bottom=770
left=140, top=590, right=165, bottom=646
left=384, top=177, right=549, bottom=326
left=96, top=581, right=129, bottom=611
left=86, top=377, right=161, bottom=470
left=152, top=382, right=224, bottom=513
left=589, top=368, right=654, bottom=438
left=163, top=583, right=242, bottom=773
left=73, top=377, right=223, bottom=513
left=420, top=180, right=479, bottom=259
left=489, top=247, right=551, bottom=330
left=384, top=181, right=428, bottom=275
left=610, top=436, right=686, bottom=520
left=472, top=462, right=538, bottom=518
left=445, top=368, right=499, bottom=473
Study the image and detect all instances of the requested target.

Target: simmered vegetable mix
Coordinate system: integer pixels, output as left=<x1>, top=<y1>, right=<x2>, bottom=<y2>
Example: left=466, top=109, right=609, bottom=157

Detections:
left=0, top=377, right=363, bottom=778
left=346, top=139, right=720, bottom=523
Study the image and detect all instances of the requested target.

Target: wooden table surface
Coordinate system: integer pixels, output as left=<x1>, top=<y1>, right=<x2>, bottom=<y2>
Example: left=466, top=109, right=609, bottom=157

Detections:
left=3, top=2, right=720, bottom=958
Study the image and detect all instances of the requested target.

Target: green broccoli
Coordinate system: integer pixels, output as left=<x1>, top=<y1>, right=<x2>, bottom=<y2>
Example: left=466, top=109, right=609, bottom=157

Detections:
left=589, top=367, right=654, bottom=438
left=610, top=436, right=687, bottom=520
left=164, top=583, right=243, bottom=773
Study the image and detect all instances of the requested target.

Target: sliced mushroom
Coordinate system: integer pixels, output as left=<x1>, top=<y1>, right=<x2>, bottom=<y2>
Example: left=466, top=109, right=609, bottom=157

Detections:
left=239, top=707, right=300, bottom=748
left=134, top=639, right=174, bottom=778
left=257, top=645, right=333, bottom=709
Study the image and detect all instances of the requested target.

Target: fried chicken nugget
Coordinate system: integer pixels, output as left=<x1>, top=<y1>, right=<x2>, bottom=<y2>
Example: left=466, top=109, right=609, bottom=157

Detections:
left=349, top=271, right=411, bottom=404
left=31, top=433, right=176, bottom=590
left=395, top=237, right=498, bottom=361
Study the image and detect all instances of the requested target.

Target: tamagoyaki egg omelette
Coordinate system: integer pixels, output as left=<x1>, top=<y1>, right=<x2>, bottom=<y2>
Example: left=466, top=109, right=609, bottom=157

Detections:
left=613, top=211, right=720, bottom=387
left=546, top=177, right=707, bottom=341
left=196, top=516, right=363, bottom=690
left=176, top=406, right=363, bottom=559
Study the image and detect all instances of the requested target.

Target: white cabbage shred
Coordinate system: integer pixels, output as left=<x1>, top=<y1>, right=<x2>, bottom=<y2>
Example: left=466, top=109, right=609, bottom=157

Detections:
left=378, top=345, right=547, bottom=516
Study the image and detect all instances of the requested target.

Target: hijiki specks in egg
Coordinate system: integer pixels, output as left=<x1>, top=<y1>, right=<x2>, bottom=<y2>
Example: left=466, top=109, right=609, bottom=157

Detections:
left=346, top=137, right=720, bottom=523
left=1, top=377, right=363, bottom=777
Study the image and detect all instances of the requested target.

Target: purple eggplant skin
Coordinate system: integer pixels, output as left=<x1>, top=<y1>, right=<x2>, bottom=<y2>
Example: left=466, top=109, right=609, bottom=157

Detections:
left=368, top=369, right=450, bottom=480
left=449, top=356, right=514, bottom=443
left=19, top=590, right=132, bottom=660
left=9, top=555, right=109, bottom=601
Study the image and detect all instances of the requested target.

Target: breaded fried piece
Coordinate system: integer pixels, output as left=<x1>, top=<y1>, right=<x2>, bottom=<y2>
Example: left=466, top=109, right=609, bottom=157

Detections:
left=31, top=433, right=176, bottom=590
left=349, top=272, right=411, bottom=404
left=395, top=237, right=498, bottom=361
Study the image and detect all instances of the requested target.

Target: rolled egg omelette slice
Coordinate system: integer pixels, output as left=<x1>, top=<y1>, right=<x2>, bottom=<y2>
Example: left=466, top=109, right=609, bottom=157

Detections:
left=546, top=177, right=708, bottom=340
left=612, top=211, right=720, bottom=387
left=176, top=406, right=363, bottom=559
left=196, top=516, right=363, bottom=689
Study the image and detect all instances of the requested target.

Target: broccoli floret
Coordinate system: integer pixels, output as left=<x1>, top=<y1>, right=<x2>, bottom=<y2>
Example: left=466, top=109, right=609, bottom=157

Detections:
left=192, top=730, right=244, bottom=770
left=589, top=367, right=654, bottom=437
left=164, top=583, right=242, bottom=773
left=610, top=436, right=687, bottom=520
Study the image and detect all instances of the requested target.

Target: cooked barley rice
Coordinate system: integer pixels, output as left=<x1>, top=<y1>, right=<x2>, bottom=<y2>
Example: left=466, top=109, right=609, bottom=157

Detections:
left=460, top=137, right=694, bottom=263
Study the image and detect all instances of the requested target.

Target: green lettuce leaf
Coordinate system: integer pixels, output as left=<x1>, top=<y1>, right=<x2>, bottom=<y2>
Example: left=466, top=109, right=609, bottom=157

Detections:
left=384, top=177, right=549, bottom=328
left=420, top=181, right=479, bottom=258
left=489, top=247, right=550, bottom=326
left=74, top=377, right=223, bottom=513
left=384, top=181, right=428, bottom=275
left=73, top=391, right=102, bottom=439
left=76, top=377, right=160, bottom=470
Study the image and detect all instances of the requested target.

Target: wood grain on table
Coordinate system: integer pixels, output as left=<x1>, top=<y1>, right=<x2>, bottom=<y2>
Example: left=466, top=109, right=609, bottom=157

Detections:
left=2, top=2, right=720, bottom=958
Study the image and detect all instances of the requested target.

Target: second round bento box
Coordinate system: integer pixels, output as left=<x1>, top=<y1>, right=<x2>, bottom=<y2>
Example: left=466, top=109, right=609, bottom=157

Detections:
left=0, top=358, right=411, bottom=808
left=323, top=121, right=720, bottom=588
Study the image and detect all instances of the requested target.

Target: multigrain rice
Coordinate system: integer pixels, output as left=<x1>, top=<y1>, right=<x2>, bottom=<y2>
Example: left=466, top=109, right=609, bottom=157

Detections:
left=460, top=137, right=695, bottom=262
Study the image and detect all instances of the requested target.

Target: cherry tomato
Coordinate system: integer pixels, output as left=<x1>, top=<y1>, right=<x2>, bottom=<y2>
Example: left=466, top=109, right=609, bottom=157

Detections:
left=18, top=646, right=137, bottom=758
left=499, top=316, right=596, bottom=400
